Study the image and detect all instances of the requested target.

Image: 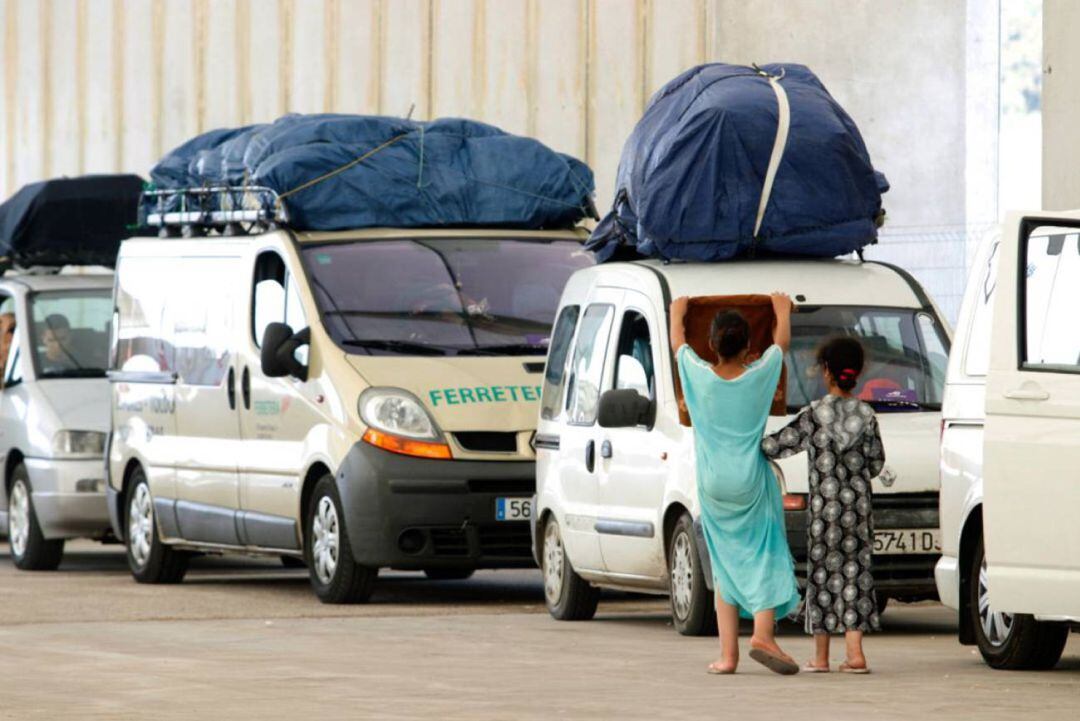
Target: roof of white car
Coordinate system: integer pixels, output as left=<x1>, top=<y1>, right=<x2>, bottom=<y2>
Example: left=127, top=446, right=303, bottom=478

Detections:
left=0, top=271, right=113, bottom=293
left=571, top=258, right=925, bottom=309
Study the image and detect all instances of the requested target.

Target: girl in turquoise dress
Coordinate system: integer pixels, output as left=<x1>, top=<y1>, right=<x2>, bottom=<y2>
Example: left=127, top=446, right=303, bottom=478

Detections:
left=671, top=293, right=801, bottom=675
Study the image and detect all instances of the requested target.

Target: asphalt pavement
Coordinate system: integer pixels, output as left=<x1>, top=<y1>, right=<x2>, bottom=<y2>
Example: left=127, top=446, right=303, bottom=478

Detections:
left=0, top=541, right=1077, bottom=720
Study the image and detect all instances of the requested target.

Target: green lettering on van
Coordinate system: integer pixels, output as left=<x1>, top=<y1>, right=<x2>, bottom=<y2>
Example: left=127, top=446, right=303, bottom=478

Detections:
left=427, top=385, right=543, bottom=407
left=315, top=253, right=332, bottom=265
left=254, top=400, right=281, bottom=416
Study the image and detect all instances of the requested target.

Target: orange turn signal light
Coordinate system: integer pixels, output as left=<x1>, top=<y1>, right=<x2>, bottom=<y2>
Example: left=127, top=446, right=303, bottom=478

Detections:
left=782, top=494, right=807, bottom=511
left=362, top=429, right=452, bottom=460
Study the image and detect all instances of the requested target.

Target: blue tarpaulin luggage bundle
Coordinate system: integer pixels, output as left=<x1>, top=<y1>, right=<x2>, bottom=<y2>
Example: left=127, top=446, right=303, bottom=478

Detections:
left=587, top=63, right=889, bottom=262
left=147, top=114, right=596, bottom=232
left=0, top=174, right=144, bottom=268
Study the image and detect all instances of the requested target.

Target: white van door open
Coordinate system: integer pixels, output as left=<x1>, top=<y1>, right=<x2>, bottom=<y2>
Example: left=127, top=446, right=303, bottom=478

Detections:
left=984, top=212, right=1080, bottom=617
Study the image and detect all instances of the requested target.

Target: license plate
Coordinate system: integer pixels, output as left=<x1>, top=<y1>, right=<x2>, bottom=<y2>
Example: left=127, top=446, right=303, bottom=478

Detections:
left=873, top=528, right=941, bottom=555
left=495, top=497, right=532, bottom=521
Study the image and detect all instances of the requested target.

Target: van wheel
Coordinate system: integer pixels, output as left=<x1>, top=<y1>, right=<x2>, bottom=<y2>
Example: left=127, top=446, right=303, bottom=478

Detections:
left=969, top=537, right=1067, bottom=669
left=7, top=465, right=65, bottom=570
left=125, top=469, right=188, bottom=583
left=424, top=568, right=475, bottom=580
left=542, top=516, right=599, bottom=621
left=306, top=475, right=376, bottom=604
left=668, top=513, right=717, bottom=636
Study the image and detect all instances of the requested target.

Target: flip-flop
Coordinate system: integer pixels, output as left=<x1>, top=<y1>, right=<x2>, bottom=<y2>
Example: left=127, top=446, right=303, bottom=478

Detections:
left=802, top=663, right=831, bottom=673
left=839, top=662, right=871, bottom=675
left=706, top=663, right=736, bottom=675
left=748, top=647, right=800, bottom=676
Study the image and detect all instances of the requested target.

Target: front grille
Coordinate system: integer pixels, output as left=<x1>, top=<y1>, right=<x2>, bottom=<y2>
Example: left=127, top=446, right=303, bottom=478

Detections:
left=466, top=478, right=534, bottom=494
left=429, top=528, right=469, bottom=557
left=454, top=431, right=518, bottom=453
left=477, top=522, right=533, bottom=559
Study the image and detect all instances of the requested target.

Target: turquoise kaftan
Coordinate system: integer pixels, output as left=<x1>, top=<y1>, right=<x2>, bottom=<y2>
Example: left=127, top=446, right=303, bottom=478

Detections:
left=677, top=344, right=800, bottom=619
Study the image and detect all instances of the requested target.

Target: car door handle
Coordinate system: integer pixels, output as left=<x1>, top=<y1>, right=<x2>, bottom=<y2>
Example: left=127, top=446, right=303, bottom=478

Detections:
left=600, top=440, right=613, bottom=459
left=241, top=367, right=252, bottom=410
left=585, top=440, right=595, bottom=473
left=1003, top=387, right=1049, bottom=401
left=227, top=367, right=236, bottom=410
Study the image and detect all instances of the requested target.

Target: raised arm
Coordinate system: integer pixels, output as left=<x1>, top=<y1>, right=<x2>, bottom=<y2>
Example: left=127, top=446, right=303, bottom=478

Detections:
left=770, top=292, right=794, bottom=354
left=669, top=296, right=690, bottom=352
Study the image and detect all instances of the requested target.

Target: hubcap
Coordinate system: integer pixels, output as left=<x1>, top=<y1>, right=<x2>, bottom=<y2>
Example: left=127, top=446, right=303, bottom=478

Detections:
left=543, top=521, right=565, bottom=605
left=978, top=556, right=1014, bottom=647
left=128, top=484, right=154, bottom=569
left=9, top=480, right=30, bottom=558
left=312, top=496, right=340, bottom=585
left=670, top=530, right=694, bottom=620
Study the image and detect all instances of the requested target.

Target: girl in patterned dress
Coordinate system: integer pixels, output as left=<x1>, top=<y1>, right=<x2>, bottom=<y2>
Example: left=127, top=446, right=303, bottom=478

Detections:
left=761, top=337, right=890, bottom=674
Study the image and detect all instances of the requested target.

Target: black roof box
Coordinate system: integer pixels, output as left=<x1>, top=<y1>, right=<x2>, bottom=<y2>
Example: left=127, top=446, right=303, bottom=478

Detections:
left=0, top=174, right=144, bottom=269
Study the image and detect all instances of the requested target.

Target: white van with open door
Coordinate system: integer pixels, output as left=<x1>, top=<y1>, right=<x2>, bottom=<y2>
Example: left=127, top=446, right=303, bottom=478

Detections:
left=948, top=210, right=1080, bottom=669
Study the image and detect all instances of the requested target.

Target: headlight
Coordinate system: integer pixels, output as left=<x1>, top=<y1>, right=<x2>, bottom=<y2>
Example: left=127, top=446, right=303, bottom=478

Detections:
left=52, top=430, right=106, bottom=456
left=359, top=388, right=439, bottom=440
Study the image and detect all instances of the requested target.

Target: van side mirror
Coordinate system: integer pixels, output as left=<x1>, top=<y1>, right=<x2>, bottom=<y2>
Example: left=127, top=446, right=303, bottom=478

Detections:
left=261, top=323, right=310, bottom=381
left=597, top=388, right=654, bottom=428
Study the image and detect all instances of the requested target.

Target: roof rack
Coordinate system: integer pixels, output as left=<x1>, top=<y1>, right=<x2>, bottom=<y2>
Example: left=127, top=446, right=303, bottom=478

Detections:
left=140, top=186, right=288, bottom=237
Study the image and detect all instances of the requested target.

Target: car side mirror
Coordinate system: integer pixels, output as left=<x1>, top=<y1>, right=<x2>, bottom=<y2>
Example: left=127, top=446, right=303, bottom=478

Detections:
left=261, top=323, right=311, bottom=381
left=597, top=388, right=654, bottom=428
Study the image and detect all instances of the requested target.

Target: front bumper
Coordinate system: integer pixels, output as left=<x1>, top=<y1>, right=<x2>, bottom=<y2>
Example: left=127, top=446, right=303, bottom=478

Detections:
left=24, top=457, right=110, bottom=539
left=335, top=441, right=537, bottom=570
left=785, top=492, right=941, bottom=599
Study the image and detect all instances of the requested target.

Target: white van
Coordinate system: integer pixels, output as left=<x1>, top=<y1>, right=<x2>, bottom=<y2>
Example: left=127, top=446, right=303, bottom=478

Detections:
left=107, top=226, right=592, bottom=602
left=936, top=211, right=1079, bottom=669
left=0, top=272, right=114, bottom=569
left=534, top=258, right=950, bottom=633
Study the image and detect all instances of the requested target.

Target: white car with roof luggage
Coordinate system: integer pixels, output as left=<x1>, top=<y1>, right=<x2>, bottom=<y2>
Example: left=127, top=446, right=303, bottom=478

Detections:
left=534, top=257, right=950, bottom=633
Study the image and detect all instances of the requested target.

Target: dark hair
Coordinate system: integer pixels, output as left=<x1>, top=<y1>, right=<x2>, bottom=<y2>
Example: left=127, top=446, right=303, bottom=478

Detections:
left=44, top=314, right=70, bottom=332
left=709, top=310, right=750, bottom=360
left=818, top=337, right=865, bottom=392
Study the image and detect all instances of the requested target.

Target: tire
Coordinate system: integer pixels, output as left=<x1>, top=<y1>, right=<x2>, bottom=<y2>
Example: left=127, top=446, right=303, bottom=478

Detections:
left=7, top=464, right=65, bottom=571
left=668, top=513, right=717, bottom=636
left=541, top=515, right=599, bottom=621
left=280, top=555, right=307, bottom=569
left=969, top=537, right=1068, bottom=670
left=306, top=475, right=376, bottom=604
left=423, top=568, right=475, bottom=581
left=125, top=468, right=188, bottom=584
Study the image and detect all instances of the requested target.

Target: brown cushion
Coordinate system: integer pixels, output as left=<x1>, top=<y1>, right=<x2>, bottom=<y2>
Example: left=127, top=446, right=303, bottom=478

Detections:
left=674, top=295, right=787, bottom=425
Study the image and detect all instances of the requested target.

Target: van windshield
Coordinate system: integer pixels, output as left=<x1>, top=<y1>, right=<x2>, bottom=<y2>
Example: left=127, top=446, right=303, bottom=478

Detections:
left=30, top=289, right=112, bottom=378
left=785, top=306, right=949, bottom=412
left=301, top=238, right=594, bottom=356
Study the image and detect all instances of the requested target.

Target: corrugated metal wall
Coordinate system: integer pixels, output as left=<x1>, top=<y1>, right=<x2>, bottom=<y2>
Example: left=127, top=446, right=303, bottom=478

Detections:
left=0, top=0, right=712, bottom=211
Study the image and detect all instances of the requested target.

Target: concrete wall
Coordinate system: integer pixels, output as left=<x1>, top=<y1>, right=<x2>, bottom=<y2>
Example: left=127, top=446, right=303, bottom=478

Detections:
left=1043, top=0, right=1080, bottom=210
left=0, top=0, right=986, bottom=319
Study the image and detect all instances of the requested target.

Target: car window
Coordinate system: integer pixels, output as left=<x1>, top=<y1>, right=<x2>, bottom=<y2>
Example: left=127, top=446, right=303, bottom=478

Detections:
left=114, top=256, right=176, bottom=374
left=564, top=304, right=614, bottom=426
left=253, top=251, right=308, bottom=365
left=540, top=305, right=579, bottom=421
left=1023, top=229, right=1080, bottom=370
left=31, top=289, right=112, bottom=378
left=172, top=258, right=240, bottom=386
left=614, top=310, right=655, bottom=401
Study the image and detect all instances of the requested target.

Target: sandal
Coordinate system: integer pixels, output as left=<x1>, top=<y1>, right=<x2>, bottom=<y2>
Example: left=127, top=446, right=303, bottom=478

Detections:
left=839, top=661, right=870, bottom=675
left=802, top=662, right=831, bottom=673
left=706, top=662, right=736, bottom=675
left=748, top=647, right=800, bottom=676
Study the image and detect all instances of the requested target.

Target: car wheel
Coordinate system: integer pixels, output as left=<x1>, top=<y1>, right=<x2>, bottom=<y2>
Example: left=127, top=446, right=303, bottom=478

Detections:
left=125, top=468, right=188, bottom=584
left=541, top=515, right=599, bottom=621
left=668, top=513, right=718, bottom=636
left=423, top=568, right=475, bottom=581
left=306, top=475, right=376, bottom=604
left=7, top=464, right=64, bottom=571
left=970, top=537, right=1068, bottom=670
left=280, top=555, right=307, bottom=569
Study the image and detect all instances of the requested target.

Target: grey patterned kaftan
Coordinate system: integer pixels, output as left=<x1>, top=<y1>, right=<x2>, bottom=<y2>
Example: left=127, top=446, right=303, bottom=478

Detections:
left=762, top=394, right=888, bottom=634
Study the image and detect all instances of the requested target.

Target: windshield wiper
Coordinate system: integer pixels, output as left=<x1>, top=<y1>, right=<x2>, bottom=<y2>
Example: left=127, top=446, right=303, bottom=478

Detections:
left=868, top=399, right=939, bottom=412
left=38, top=368, right=107, bottom=379
left=457, top=343, right=549, bottom=356
left=341, top=339, right=452, bottom=356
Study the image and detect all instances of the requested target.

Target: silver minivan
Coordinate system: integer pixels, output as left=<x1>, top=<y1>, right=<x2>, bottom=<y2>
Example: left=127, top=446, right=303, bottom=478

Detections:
left=0, top=272, right=114, bottom=569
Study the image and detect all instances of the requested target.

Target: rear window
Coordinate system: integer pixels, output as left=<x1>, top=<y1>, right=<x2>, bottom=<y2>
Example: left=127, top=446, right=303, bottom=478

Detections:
left=301, top=238, right=593, bottom=356
left=786, top=306, right=949, bottom=412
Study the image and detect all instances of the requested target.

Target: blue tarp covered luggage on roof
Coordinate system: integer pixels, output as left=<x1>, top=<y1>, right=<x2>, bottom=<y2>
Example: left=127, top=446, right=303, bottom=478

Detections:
left=587, top=63, right=889, bottom=262
left=148, top=114, right=595, bottom=231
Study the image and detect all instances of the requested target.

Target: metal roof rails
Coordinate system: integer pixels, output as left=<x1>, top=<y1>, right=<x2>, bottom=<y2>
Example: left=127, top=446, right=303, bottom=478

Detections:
left=140, top=186, right=289, bottom=238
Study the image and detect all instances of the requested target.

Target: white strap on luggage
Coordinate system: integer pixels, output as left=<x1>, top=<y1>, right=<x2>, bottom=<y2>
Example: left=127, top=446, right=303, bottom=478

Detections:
left=753, top=69, right=790, bottom=240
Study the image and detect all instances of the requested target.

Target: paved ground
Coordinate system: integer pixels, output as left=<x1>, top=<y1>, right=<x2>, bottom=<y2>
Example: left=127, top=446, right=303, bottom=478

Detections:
left=1, top=542, right=1077, bottom=720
